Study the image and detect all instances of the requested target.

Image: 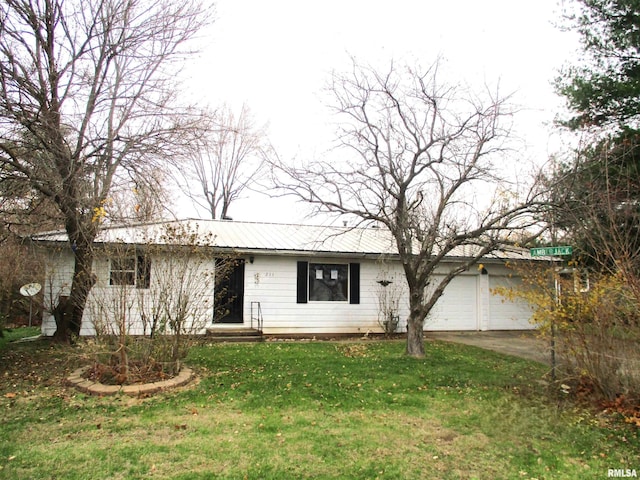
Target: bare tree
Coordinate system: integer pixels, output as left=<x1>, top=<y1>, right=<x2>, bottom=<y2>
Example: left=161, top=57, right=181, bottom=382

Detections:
left=0, top=236, right=43, bottom=334
left=274, top=60, right=544, bottom=357
left=0, top=142, right=62, bottom=236
left=181, top=104, right=270, bottom=219
left=0, top=0, right=212, bottom=341
left=108, top=168, right=172, bottom=224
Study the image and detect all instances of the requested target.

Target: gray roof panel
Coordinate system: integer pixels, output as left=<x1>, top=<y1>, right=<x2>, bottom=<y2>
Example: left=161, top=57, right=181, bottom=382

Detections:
left=32, top=218, right=534, bottom=260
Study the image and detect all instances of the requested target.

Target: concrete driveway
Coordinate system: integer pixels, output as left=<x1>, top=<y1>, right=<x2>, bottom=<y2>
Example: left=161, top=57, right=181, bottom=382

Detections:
left=427, top=330, right=551, bottom=365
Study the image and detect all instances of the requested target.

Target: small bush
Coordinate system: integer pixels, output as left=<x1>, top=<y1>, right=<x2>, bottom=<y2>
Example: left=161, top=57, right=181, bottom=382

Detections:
left=495, top=265, right=640, bottom=404
left=555, top=274, right=640, bottom=402
left=375, top=261, right=405, bottom=335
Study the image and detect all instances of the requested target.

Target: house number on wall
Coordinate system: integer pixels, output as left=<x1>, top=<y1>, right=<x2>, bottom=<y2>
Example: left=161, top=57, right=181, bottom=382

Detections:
left=255, top=272, right=275, bottom=284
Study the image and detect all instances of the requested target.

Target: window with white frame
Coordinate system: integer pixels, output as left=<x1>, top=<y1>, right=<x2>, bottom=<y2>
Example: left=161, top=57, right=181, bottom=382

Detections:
left=109, top=254, right=150, bottom=289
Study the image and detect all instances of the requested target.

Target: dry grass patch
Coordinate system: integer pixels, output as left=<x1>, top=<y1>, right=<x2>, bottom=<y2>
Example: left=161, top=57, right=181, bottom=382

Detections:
left=6, top=401, right=501, bottom=479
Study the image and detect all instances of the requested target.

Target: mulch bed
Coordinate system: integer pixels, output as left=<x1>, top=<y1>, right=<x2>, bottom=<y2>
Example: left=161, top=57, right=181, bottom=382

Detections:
left=83, top=360, right=176, bottom=386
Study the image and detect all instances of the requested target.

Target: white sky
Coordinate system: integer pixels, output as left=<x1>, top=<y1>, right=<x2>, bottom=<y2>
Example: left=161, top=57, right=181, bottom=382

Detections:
left=180, top=0, right=580, bottom=223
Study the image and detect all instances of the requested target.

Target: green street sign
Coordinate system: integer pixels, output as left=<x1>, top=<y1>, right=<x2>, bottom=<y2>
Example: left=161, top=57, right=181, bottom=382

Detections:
left=530, top=246, right=573, bottom=257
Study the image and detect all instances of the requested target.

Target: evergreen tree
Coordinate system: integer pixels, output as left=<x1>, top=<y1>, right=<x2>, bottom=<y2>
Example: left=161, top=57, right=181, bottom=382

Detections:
left=557, top=0, right=640, bottom=131
left=553, top=1, right=640, bottom=274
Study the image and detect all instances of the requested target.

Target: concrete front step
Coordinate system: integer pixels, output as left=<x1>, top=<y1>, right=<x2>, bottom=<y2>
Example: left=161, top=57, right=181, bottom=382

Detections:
left=205, top=327, right=264, bottom=343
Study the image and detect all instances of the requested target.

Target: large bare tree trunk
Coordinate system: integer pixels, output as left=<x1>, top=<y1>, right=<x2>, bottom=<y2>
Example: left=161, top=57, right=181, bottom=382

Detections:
left=69, top=243, right=96, bottom=337
left=53, top=238, right=96, bottom=341
left=405, top=289, right=427, bottom=357
left=406, top=317, right=426, bottom=357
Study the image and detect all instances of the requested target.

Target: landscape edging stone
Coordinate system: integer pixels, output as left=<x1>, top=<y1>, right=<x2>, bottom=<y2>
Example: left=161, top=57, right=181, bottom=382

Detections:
left=66, top=366, right=194, bottom=396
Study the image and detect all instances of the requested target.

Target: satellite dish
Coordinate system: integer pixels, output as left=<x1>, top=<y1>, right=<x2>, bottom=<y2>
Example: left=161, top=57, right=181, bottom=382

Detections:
left=19, top=283, right=41, bottom=328
left=20, top=282, right=41, bottom=297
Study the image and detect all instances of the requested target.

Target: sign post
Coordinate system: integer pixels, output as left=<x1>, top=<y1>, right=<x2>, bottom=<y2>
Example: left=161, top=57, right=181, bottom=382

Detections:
left=529, top=246, right=573, bottom=382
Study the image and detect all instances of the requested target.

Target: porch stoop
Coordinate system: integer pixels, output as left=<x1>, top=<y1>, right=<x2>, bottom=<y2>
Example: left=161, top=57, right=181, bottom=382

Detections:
left=205, top=327, right=264, bottom=343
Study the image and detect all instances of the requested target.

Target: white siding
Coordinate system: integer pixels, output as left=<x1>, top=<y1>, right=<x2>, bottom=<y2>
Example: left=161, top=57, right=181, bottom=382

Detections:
left=41, top=248, right=535, bottom=336
left=41, top=250, right=216, bottom=336
left=41, top=249, right=75, bottom=336
left=244, top=256, right=409, bottom=334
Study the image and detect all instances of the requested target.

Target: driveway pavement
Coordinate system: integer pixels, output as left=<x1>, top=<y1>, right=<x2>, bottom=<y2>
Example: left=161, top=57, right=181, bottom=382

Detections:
left=427, top=330, right=550, bottom=365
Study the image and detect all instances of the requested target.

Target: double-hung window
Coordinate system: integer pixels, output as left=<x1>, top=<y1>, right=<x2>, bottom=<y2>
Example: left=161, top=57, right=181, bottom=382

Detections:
left=110, top=254, right=150, bottom=289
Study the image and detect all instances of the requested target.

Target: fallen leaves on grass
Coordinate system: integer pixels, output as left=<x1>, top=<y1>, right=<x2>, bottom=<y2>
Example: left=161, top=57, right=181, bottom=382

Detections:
left=0, top=340, right=81, bottom=399
left=624, top=415, right=640, bottom=427
left=335, top=344, right=369, bottom=358
left=601, top=394, right=640, bottom=428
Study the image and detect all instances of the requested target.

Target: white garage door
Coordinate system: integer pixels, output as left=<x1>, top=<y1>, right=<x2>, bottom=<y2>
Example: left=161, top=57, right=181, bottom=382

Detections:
left=424, top=275, right=478, bottom=331
left=489, top=276, right=535, bottom=330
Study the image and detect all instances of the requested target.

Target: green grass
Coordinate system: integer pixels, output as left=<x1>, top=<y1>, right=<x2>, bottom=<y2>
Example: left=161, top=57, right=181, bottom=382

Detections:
left=1, top=338, right=638, bottom=479
left=0, top=326, right=40, bottom=349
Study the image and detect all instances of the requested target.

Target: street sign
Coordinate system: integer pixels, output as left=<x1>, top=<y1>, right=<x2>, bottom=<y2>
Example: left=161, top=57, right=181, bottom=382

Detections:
left=530, top=246, right=573, bottom=257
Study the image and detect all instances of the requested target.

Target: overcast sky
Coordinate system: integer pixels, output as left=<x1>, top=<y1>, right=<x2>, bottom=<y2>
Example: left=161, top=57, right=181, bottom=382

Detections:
left=180, top=0, right=580, bottom=223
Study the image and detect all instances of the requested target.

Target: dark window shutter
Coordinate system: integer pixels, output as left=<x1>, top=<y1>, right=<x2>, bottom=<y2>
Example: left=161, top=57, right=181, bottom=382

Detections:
left=296, top=261, right=308, bottom=303
left=349, top=263, right=360, bottom=304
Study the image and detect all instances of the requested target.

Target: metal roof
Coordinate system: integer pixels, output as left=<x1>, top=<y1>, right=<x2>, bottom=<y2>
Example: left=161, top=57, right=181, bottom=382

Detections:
left=31, top=218, right=534, bottom=260
left=32, top=219, right=397, bottom=256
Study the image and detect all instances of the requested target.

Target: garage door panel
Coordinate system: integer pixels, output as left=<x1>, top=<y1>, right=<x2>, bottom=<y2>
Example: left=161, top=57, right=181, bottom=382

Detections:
left=424, top=275, right=477, bottom=331
left=489, top=276, right=535, bottom=330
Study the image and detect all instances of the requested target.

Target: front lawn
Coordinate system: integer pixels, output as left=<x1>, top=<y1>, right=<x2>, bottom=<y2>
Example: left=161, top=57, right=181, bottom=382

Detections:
left=1, top=336, right=638, bottom=479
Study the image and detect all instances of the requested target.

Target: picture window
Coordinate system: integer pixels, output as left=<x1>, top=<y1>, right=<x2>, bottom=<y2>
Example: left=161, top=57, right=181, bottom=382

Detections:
left=308, top=263, right=348, bottom=301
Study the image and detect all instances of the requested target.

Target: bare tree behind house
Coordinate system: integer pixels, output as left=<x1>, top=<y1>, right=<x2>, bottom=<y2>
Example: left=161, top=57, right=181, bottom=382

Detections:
left=0, top=0, right=212, bottom=341
left=108, top=168, right=172, bottom=224
left=0, top=236, right=44, bottom=334
left=181, top=104, right=271, bottom=219
left=273, top=59, right=545, bottom=357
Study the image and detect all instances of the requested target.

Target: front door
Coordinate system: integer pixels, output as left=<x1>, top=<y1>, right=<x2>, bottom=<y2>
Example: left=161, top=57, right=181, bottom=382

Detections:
left=215, top=259, right=245, bottom=324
